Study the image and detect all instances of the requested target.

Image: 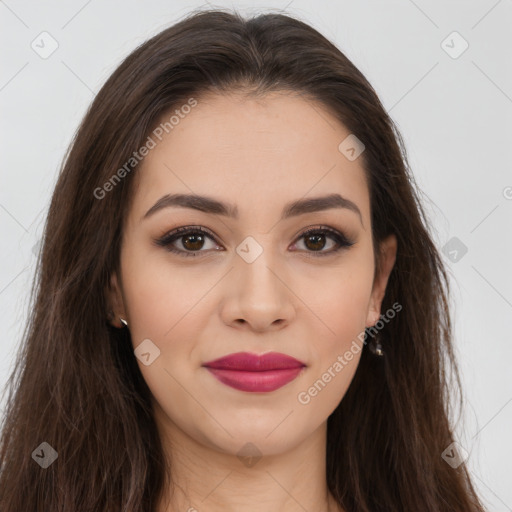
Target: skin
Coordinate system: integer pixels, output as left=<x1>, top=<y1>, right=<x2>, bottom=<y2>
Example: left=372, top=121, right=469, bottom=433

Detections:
left=107, top=90, right=397, bottom=512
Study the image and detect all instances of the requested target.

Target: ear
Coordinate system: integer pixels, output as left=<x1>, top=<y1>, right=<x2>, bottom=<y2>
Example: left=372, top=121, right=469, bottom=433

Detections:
left=105, top=271, right=127, bottom=328
left=366, top=234, right=397, bottom=327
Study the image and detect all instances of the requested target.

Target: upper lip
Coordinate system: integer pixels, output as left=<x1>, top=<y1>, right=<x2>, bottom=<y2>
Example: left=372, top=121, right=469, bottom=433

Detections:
left=202, top=351, right=306, bottom=371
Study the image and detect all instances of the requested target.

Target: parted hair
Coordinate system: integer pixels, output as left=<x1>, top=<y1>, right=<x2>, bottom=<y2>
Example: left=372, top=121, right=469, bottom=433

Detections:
left=0, top=8, right=486, bottom=511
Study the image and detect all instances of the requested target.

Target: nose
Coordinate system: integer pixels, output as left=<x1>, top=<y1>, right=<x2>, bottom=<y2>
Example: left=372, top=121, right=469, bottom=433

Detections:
left=220, top=246, right=296, bottom=333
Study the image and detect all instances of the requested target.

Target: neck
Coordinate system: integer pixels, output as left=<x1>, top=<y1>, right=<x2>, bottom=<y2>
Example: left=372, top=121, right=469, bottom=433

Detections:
left=153, top=406, right=343, bottom=512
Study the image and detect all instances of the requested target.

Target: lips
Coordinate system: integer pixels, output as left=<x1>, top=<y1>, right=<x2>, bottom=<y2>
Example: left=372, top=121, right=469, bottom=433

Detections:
left=202, top=351, right=306, bottom=392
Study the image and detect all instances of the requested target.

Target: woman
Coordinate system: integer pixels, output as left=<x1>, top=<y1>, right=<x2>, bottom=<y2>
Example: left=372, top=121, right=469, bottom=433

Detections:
left=0, top=8, right=487, bottom=512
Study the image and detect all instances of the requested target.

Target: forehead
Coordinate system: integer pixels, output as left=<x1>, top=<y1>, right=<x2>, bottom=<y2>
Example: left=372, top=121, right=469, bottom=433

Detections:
left=130, top=91, right=370, bottom=225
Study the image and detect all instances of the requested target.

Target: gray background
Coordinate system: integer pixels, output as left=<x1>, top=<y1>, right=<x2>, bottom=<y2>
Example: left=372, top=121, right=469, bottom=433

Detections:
left=1, top=1, right=511, bottom=510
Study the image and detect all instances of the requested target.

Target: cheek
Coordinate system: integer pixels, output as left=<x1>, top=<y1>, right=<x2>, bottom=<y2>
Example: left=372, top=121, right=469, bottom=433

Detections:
left=298, top=256, right=375, bottom=345
left=295, top=265, right=372, bottom=412
left=122, top=236, right=375, bottom=345
left=121, top=243, right=203, bottom=335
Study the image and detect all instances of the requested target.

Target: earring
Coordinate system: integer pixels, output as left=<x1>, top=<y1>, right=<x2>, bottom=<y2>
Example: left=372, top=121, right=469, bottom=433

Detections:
left=367, top=313, right=384, bottom=356
left=367, top=333, right=384, bottom=356
left=107, top=310, right=128, bottom=328
left=369, top=338, right=384, bottom=356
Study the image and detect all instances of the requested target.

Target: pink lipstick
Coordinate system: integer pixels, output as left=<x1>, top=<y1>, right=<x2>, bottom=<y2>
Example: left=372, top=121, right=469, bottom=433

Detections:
left=202, top=351, right=306, bottom=392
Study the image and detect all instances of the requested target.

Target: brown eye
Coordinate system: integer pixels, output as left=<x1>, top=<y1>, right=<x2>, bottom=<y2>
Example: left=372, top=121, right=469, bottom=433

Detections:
left=155, top=226, right=221, bottom=257
left=181, top=233, right=206, bottom=251
left=304, top=232, right=328, bottom=251
left=292, top=227, right=355, bottom=257
left=154, top=225, right=354, bottom=259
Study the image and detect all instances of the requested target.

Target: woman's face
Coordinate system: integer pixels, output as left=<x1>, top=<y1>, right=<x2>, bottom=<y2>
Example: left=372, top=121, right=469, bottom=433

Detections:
left=108, top=91, right=396, bottom=456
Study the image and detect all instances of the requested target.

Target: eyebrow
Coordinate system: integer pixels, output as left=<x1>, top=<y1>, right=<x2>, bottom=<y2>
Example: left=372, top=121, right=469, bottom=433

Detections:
left=142, top=192, right=363, bottom=226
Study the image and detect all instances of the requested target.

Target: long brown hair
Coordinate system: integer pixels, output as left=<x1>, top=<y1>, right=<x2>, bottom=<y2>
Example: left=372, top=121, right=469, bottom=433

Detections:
left=0, top=8, right=487, bottom=511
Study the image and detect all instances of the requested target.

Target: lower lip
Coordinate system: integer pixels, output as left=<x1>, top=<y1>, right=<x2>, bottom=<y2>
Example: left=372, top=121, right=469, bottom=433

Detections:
left=204, top=367, right=305, bottom=392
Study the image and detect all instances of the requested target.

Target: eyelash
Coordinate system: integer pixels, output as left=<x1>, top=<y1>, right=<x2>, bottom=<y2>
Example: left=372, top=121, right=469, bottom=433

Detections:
left=154, top=225, right=355, bottom=258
